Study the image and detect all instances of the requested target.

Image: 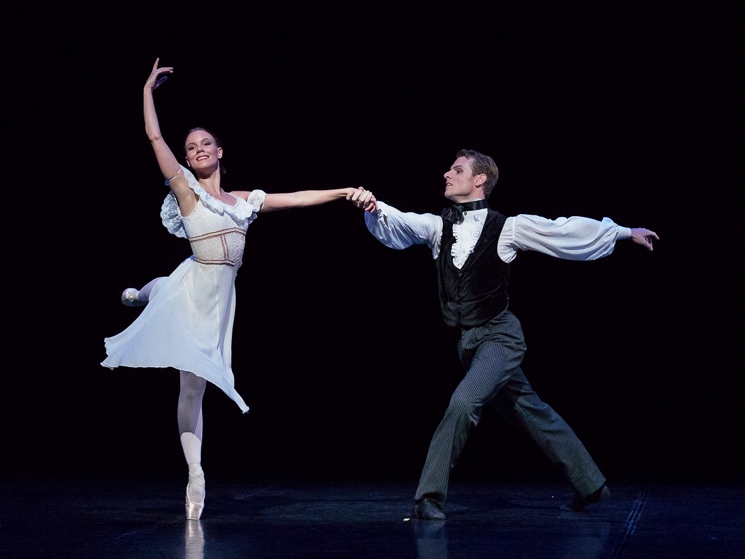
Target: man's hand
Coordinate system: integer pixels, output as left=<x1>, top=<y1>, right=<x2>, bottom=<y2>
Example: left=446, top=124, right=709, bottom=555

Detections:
left=347, top=187, right=378, bottom=213
left=630, top=228, right=659, bottom=251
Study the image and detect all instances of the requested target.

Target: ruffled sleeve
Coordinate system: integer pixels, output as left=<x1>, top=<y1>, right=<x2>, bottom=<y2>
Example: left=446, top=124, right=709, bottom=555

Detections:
left=364, top=201, right=443, bottom=259
left=497, top=214, right=630, bottom=263
left=247, top=189, right=266, bottom=211
left=160, top=165, right=266, bottom=238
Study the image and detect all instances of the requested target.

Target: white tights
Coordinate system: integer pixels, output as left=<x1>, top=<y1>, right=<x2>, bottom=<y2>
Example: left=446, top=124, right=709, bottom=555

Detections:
left=137, top=277, right=166, bottom=304
left=133, top=278, right=207, bottom=501
left=179, top=371, right=206, bottom=502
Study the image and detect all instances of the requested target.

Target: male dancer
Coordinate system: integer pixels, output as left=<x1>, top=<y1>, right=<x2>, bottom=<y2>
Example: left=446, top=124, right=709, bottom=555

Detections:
left=349, top=149, right=658, bottom=519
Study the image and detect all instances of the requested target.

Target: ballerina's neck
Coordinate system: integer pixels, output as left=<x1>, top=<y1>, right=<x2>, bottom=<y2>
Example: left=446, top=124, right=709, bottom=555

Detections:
left=198, top=177, right=223, bottom=196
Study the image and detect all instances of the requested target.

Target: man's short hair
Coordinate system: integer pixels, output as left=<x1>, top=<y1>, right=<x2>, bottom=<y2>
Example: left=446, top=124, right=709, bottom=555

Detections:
left=457, top=149, right=499, bottom=198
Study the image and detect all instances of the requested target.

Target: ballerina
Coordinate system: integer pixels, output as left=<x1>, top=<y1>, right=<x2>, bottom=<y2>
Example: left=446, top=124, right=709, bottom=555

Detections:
left=102, top=59, right=371, bottom=520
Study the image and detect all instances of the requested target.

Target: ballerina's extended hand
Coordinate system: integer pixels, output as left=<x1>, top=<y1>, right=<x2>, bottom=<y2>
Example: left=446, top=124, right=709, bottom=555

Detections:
left=145, top=58, right=173, bottom=91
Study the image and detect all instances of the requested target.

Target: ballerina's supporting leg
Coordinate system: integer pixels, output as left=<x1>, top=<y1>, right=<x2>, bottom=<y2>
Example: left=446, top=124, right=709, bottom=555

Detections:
left=179, top=370, right=207, bottom=519
left=121, top=277, right=166, bottom=306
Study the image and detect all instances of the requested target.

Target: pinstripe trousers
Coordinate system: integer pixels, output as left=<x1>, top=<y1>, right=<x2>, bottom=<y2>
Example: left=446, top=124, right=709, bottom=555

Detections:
left=415, top=308, right=606, bottom=505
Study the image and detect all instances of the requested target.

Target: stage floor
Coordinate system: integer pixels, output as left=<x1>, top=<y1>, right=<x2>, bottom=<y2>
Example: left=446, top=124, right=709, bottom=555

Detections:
left=1, top=477, right=742, bottom=558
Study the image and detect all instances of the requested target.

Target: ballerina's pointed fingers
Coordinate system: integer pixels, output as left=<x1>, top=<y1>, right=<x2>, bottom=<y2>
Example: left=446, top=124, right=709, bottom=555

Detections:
left=149, top=67, right=174, bottom=89
left=150, top=58, right=173, bottom=71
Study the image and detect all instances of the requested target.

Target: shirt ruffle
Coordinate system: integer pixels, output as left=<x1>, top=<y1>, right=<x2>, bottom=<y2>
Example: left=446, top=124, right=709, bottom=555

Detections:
left=451, top=210, right=487, bottom=269
left=160, top=165, right=266, bottom=238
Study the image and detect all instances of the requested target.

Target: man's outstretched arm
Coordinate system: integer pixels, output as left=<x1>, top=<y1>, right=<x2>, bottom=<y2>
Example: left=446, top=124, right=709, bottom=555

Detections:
left=348, top=188, right=442, bottom=256
left=501, top=215, right=659, bottom=263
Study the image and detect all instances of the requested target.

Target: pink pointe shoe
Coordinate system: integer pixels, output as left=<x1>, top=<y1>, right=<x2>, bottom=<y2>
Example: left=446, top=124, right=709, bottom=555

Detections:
left=185, top=465, right=205, bottom=520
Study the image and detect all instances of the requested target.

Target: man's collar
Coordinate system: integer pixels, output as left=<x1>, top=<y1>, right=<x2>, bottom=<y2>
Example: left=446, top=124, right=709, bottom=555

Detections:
left=441, top=199, right=488, bottom=224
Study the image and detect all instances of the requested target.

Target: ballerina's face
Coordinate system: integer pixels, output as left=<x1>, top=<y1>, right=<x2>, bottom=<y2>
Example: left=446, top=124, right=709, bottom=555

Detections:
left=185, top=130, right=223, bottom=173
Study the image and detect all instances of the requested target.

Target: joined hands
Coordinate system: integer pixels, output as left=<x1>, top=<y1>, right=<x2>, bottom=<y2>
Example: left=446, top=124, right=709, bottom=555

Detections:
left=347, top=187, right=378, bottom=213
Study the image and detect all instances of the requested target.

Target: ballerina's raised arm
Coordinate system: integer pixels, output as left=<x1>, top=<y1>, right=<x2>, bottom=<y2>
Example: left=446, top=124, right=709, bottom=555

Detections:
left=143, top=58, right=200, bottom=215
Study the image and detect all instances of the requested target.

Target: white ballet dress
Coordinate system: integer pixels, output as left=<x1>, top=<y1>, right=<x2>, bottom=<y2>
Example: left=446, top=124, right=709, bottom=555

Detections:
left=102, top=166, right=265, bottom=413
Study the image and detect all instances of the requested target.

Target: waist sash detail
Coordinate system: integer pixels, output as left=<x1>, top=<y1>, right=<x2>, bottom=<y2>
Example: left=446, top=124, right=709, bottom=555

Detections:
left=189, top=227, right=246, bottom=266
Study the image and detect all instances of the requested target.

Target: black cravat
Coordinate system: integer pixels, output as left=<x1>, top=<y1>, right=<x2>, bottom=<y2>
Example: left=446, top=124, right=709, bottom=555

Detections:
left=441, top=199, right=488, bottom=224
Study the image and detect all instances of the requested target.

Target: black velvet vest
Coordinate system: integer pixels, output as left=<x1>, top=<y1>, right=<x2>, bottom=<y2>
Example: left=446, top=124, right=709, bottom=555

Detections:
left=436, top=209, right=510, bottom=328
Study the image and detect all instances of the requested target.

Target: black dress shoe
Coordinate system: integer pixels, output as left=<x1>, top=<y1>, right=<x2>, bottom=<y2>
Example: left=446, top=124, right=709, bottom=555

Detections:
left=561, top=484, right=611, bottom=512
left=412, top=497, right=446, bottom=520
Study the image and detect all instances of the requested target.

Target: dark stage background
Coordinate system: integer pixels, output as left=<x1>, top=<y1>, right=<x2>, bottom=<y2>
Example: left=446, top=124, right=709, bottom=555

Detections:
left=4, top=3, right=740, bottom=487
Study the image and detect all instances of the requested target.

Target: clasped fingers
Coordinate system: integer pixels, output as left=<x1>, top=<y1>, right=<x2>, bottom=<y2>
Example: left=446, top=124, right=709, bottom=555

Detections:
left=349, top=187, right=376, bottom=208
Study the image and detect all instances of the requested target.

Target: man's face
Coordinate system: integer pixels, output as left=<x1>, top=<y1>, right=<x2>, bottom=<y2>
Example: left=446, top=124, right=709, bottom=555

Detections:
left=443, top=156, right=486, bottom=202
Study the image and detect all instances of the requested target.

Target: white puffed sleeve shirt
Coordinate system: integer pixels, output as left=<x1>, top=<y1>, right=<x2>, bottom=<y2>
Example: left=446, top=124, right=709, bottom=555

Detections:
left=364, top=201, right=632, bottom=268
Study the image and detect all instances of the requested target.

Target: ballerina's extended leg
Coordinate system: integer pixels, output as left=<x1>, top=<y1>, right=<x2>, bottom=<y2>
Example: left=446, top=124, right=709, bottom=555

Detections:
left=121, top=277, right=166, bottom=307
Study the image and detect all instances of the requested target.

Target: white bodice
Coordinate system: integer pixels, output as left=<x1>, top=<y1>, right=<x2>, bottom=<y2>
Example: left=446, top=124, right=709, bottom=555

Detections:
left=160, top=165, right=266, bottom=243
left=182, top=199, right=246, bottom=265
